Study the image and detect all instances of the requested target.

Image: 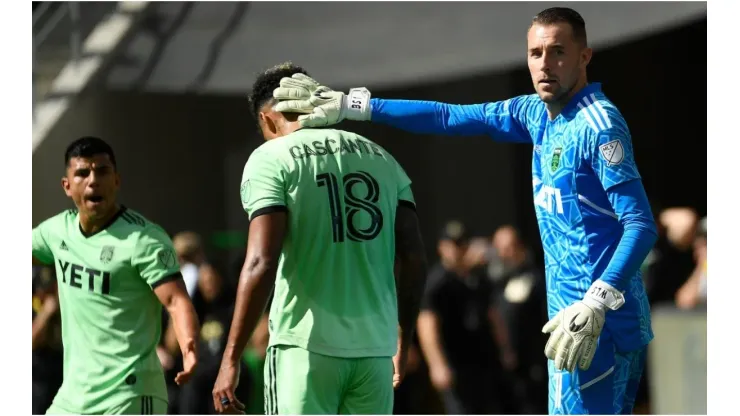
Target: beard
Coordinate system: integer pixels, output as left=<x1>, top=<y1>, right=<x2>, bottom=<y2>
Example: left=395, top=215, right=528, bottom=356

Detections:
left=537, top=81, right=573, bottom=105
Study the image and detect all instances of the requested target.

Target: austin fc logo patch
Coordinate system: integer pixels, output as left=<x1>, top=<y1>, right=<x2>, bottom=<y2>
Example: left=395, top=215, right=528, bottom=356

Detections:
left=100, top=246, right=115, bottom=264
left=599, top=140, right=625, bottom=166
left=550, top=147, right=562, bottom=172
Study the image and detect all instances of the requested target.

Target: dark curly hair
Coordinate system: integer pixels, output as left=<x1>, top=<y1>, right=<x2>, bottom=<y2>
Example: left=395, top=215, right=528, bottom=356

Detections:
left=248, top=62, right=310, bottom=127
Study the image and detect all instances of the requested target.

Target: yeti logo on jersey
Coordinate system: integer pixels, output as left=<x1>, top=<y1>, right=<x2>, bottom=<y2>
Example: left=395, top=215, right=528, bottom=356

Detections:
left=100, top=246, right=115, bottom=264
left=599, top=140, right=624, bottom=166
left=550, top=147, right=562, bottom=172
left=533, top=177, right=564, bottom=215
left=158, top=249, right=176, bottom=269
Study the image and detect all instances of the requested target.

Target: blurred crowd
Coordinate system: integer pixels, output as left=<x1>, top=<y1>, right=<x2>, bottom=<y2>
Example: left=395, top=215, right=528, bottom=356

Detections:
left=32, top=206, right=707, bottom=415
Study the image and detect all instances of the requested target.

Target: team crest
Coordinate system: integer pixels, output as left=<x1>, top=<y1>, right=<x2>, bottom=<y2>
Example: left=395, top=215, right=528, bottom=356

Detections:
left=100, top=246, right=115, bottom=264
left=599, top=140, right=624, bottom=166
left=550, top=148, right=562, bottom=172
left=158, top=249, right=176, bottom=269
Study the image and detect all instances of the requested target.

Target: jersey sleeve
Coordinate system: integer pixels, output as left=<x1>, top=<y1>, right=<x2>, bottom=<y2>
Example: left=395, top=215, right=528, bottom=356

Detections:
left=132, top=225, right=181, bottom=289
left=240, top=147, right=287, bottom=221
left=391, top=157, right=416, bottom=208
left=585, top=123, right=641, bottom=191
left=598, top=180, right=658, bottom=291
left=370, top=95, right=534, bottom=143
left=32, top=220, right=54, bottom=265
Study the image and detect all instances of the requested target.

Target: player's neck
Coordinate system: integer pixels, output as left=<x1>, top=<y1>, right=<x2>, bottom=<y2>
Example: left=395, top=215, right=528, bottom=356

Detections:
left=79, top=204, right=122, bottom=235
left=546, top=76, right=589, bottom=120
left=276, top=120, right=302, bottom=138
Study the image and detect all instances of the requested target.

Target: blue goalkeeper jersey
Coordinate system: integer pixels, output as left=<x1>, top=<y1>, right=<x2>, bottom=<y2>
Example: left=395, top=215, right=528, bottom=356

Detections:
left=370, top=83, right=655, bottom=352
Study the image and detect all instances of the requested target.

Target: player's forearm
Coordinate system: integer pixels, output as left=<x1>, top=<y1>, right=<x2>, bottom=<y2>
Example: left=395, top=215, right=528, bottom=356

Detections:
left=164, top=321, right=181, bottom=356
left=166, top=295, right=200, bottom=357
left=600, top=180, right=658, bottom=291
left=371, top=98, right=492, bottom=136
left=222, top=257, right=276, bottom=365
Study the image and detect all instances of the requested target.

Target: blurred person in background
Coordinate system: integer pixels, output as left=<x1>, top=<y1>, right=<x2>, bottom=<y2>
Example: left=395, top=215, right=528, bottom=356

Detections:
left=634, top=208, right=702, bottom=414
left=642, top=207, right=699, bottom=305
left=165, top=231, right=248, bottom=414
left=212, top=63, right=428, bottom=415
left=31, top=136, right=200, bottom=414
left=488, top=225, right=548, bottom=414
left=32, top=265, right=63, bottom=415
left=675, top=217, right=707, bottom=310
left=275, top=6, right=660, bottom=414
left=417, top=220, right=508, bottom=414
left=173, top=231, right=223, bottom=302
left=390, top=262, right=442, bottom=415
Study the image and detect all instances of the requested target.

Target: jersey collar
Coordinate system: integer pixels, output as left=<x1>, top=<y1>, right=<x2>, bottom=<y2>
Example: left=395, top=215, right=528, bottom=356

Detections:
left=78, top=205, right=128, bottom=238
left=562, top=82, right=602, bottom=117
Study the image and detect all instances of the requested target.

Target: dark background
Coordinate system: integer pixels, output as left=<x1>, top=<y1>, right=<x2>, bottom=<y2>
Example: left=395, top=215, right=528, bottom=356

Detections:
left=32, top=17, right=707, bottom=267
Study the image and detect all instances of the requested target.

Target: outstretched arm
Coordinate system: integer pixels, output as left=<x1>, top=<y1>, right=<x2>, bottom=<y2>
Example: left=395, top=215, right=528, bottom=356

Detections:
left=370, top=98, right=532, bottom=142
left=273, top=73, right=535, bottom=143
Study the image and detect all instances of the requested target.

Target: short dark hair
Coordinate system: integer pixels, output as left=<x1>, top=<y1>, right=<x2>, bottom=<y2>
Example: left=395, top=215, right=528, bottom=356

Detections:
left=531, top=7, right=587, bottom=46
left=248, top=62, right=309, bottom=125
left=64, top=136, right=117, bottom=169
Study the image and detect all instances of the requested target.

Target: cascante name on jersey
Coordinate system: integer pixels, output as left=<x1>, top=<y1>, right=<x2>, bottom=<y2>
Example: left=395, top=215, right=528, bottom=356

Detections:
left=289, top=137, right=385, bottom=159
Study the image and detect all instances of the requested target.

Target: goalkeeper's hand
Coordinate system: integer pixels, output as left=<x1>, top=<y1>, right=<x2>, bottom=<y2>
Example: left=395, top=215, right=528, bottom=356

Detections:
left=542, top=280, right=625, bottom=373
left=272, top=73, right=372, bottom=127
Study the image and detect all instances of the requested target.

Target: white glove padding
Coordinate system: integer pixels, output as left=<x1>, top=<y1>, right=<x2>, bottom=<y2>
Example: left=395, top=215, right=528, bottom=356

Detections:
left=272, top=73, right=320, bottom=114
left=272, top=74, right=372, bottom=127
left=542, top=280, right=625, bottom=372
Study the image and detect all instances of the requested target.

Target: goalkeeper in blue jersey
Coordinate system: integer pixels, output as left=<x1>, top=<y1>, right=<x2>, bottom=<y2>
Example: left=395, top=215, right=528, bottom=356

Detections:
left=271, top=6, right=657, bottom=415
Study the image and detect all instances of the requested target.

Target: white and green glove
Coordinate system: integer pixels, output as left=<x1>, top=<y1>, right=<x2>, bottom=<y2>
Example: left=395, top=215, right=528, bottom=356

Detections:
left=542, top=280, right=625, bottom=372
left=272, top=73, right=372, bottom=127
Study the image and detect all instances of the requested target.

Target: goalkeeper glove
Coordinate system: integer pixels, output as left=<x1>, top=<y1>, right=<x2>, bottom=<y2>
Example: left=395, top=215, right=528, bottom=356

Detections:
left=542, top=280, right=625, bottom=373
left=272, top=73, right=372, bottom=127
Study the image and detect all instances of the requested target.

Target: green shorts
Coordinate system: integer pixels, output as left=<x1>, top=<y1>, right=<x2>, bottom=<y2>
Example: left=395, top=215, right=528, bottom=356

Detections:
left=46, top=395, right=167, bottom=415
left=264, top=345, right=394, bottom=415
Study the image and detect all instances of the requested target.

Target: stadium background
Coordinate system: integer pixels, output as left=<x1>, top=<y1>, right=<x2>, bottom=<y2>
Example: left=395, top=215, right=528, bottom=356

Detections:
left=32, top=2, right=707, bottom=415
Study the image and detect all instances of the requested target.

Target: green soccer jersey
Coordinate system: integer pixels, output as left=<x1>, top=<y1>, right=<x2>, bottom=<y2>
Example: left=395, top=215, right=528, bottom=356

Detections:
left=240, top=128, right=415, bottom=359
left=31, top=207, right=180, bottom=414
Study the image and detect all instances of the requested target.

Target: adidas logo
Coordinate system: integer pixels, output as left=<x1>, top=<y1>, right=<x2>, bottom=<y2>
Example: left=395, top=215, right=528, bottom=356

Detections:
left=60, top=241, right=68, bottom=251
